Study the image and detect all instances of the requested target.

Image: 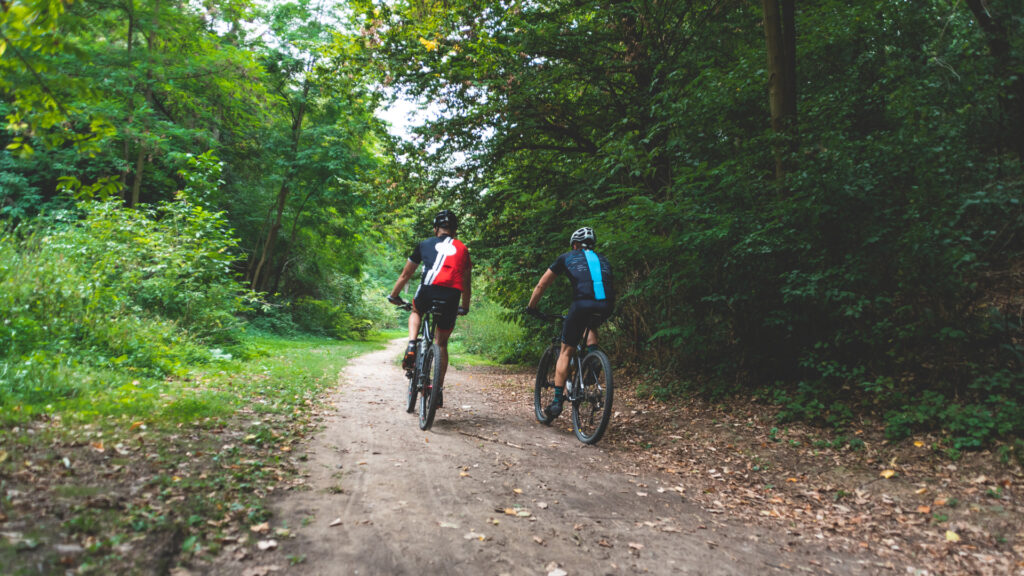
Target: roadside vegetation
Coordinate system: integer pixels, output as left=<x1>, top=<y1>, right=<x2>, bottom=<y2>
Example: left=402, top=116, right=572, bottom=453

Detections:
left=2, top=4, right=1023, bottom=573
left=0, top=332, right=388, bottom=574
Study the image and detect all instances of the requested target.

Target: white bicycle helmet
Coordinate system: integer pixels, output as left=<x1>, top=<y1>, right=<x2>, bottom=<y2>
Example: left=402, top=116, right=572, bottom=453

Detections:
left=569, top=226, right=596, bottom=247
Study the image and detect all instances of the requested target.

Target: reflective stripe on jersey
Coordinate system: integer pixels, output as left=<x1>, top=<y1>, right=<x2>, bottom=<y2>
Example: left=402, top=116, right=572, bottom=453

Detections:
left=424, top=237, right=454, bottom=285
left=584, top=249, right=607, bottom=301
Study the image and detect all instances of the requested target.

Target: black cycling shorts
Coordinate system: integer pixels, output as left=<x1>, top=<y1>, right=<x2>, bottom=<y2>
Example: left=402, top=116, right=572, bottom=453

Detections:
left=414, top=284, right=461, bottom=331
left=562, top=299, right=612, bottom=347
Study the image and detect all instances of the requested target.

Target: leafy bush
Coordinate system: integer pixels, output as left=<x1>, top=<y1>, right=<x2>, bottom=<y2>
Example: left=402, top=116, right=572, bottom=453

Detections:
left=451, top=296, right=533, bottom=364
left=292, top=297, right=372, bottom=340
left=0, top=198, right=247, bottom=404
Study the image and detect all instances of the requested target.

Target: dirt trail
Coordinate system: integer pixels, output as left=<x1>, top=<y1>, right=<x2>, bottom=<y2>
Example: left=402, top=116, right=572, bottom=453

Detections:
left=210, top=340, right=879, bottom=576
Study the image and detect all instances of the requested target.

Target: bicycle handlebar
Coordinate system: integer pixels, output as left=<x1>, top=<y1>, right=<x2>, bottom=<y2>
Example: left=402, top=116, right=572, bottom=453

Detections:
left=386, top=294, right=413, bottom=311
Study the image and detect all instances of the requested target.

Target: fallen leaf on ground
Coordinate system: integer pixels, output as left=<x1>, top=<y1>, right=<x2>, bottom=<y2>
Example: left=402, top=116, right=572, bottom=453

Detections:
left=533, top=536, right=544, bottom=545
left=329, top=518, right=342, bottom=527
left=257, top=539, right=278, bottom=551
left=945, top=531, right=960, bottom=542
left=628, top=542, right=645, bottom=550
left=917, top=506, right=931, bottom=514
left=250, top=522, right=270, bottom=534
left=463, top=532, right=485, bottom=541
left=880, top=470, right=896, bottom=479
left=513, top=488, right=523, bottom=494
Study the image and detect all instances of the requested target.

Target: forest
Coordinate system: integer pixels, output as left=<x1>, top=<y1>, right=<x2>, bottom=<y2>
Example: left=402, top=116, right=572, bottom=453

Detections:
left=2, top=0, right=1022, bottom=453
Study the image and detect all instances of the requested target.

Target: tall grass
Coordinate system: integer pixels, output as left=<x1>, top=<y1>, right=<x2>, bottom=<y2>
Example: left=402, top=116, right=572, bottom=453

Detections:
left=449, top=296, right=534, bottom=364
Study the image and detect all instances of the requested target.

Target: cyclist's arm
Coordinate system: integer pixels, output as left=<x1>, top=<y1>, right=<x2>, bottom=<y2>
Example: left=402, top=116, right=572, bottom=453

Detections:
left=389, top=259, right=418, bottom=300
left=527, top=268, right=557, bottom=309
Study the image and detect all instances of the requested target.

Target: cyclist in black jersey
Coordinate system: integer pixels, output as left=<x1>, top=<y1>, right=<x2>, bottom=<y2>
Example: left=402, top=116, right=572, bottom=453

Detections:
left=526, top=226, right=614, bottom=418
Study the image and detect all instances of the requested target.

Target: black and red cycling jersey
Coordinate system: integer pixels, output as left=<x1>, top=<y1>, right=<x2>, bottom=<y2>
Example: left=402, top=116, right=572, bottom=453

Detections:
left=409, top=234, right=472, bottom=291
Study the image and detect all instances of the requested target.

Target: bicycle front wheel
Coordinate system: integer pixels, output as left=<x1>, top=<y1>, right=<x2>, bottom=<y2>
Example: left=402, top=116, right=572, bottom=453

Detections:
left=405, top=364, right=418, bottom=414
left=418, top=343, right=441, bottom=430
left=571, top=350, right=613, bottom=444
left=534, top=344, right=559, bottom=424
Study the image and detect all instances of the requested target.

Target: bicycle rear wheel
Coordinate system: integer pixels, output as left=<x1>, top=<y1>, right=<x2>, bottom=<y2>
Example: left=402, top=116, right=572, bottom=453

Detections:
left=534, top=344, right=558, bottom=424
left=418, top=343, right=441, bottom=430
left=571, top=350, right=613, bottom=444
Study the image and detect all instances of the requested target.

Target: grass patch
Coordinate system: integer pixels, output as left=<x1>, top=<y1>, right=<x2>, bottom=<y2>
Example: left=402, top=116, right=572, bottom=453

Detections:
left=0, top=331, right=388, bottom=575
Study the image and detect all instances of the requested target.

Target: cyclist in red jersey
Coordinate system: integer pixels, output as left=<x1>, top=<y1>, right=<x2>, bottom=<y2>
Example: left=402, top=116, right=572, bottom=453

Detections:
left=388, top=210, right=472, bottom=400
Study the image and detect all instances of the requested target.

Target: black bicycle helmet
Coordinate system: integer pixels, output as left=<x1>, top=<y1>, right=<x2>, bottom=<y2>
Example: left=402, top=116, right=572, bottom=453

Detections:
left=569, top=226, right=596, bottom=247
left=433, top=209, right=458, bottom=232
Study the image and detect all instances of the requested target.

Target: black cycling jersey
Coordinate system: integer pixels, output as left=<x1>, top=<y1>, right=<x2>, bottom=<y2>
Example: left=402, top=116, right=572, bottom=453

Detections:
left=549, top=249, right=614, bottom=304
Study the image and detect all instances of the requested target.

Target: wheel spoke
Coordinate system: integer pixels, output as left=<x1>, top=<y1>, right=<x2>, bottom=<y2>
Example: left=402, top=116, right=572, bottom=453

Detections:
left=571, top=351, right=614, bottom=445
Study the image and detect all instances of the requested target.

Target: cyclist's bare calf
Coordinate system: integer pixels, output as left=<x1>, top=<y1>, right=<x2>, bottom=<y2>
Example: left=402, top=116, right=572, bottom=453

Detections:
left=434, top=327, right=454, bottom=383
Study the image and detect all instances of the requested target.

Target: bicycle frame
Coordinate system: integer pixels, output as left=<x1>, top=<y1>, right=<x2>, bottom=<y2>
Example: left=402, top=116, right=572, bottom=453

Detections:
left=533, top=310, right=614, bottom=444
left=541, top=314, right=593, bottom=400
left=392, top=296, right=446, bottom=429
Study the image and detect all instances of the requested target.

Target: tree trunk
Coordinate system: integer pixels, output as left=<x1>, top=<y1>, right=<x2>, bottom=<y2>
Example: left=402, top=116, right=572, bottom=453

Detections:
left=129, top=0, right=161, bottom=207
left=248, top=92, right=310, bottom=291
left=762, top=0, right=797, bottom=181
left=274, top=186, right=323, bottom=294
left=130, top=145, right=145, bottom=207
left=121, top=1, right=136, bottom=203
left=965, top=0, right=1024, bottom=163
left=250, top=182, right=289, bottom=291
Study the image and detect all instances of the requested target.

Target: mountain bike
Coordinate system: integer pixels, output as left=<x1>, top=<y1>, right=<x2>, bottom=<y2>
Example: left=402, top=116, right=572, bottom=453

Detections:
left=389, top=297, right=445, bottom=430
left=530, top=311, right=614, bottom=444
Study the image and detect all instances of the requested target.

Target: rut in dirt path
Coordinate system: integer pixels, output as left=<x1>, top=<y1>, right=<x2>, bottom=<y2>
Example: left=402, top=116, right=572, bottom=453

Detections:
left=209, top=339, right=883, bottom=576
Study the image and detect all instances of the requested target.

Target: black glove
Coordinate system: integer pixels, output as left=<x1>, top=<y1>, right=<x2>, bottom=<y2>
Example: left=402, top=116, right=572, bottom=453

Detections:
left=525, top=307, right=542, bottom=319
left=387, top=295, right=404, bottom=306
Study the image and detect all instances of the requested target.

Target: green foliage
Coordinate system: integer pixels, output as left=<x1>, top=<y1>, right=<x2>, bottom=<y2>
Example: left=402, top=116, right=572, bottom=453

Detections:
left=450, top=295, right=532, bottom=364
left=368, top=0, right=1024, bottom=448
left=0, top=198, right=247, bottom=405
left=292, top=297, right=372, bottom=340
